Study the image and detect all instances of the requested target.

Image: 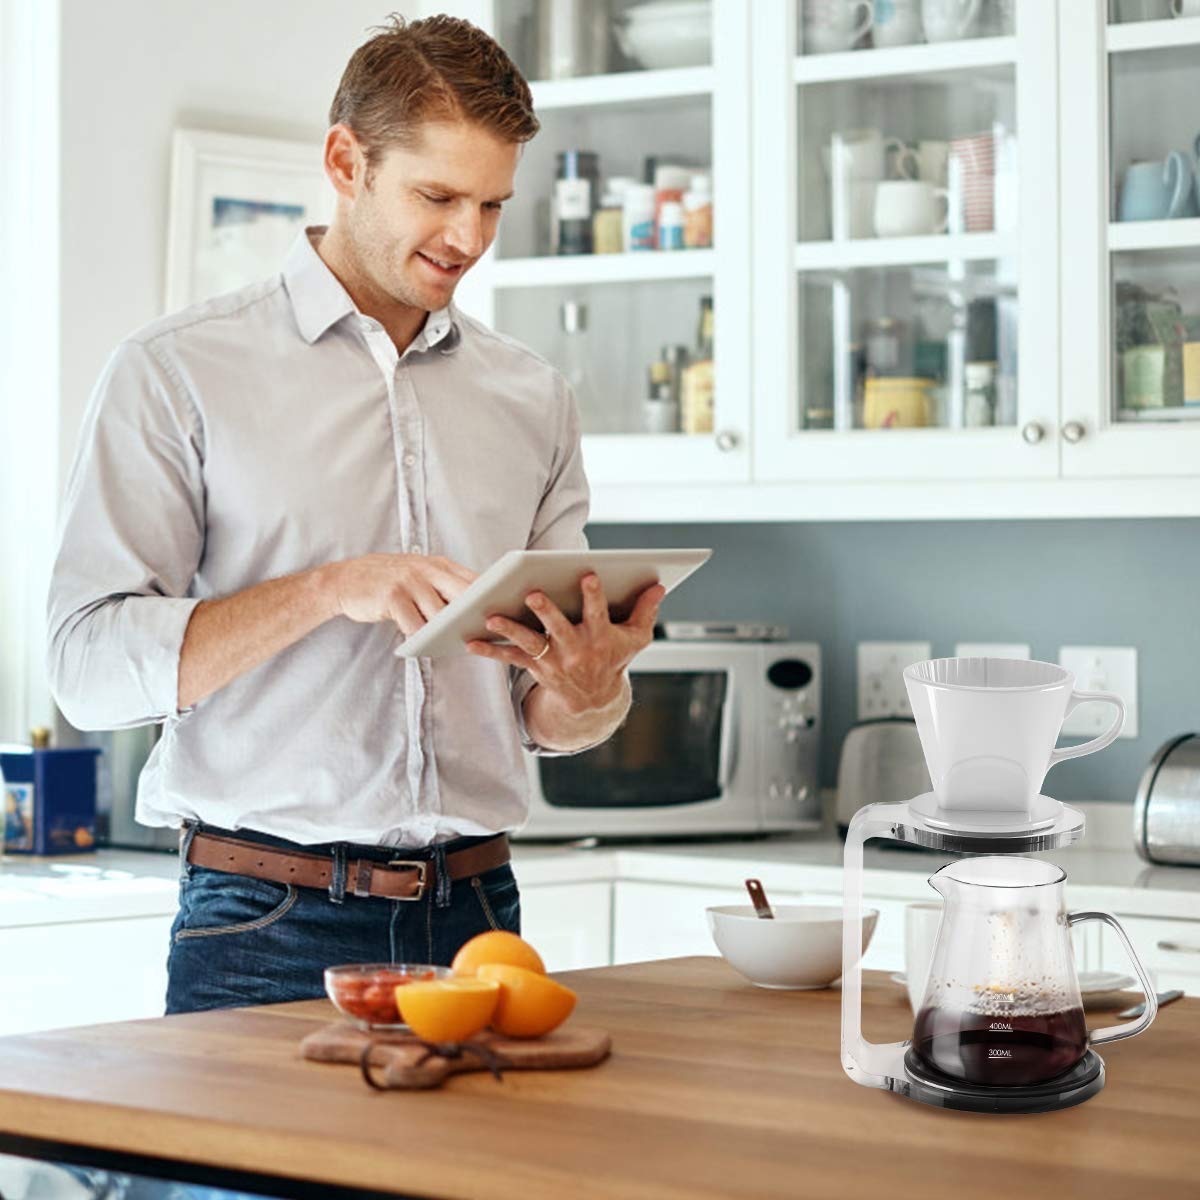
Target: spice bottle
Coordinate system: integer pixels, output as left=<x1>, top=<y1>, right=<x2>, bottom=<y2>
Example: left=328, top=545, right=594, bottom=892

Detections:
left=680, top=296, right=715, bottom=434
left=653, top=164, right=690, bottom=249
left=643, top=361, right=679, bottom=433
left=623, top=183, right=657, bottom=252
left=658, top=201, right=685, bottom=251
left=682, top=173, right=713, bottom=248
left=554, top=150, right=600, bottom=256
left=593, top=177, right=633, bottom=255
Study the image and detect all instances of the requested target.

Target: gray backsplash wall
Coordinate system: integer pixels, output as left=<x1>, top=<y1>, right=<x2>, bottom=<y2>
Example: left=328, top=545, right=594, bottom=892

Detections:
left=587, top=519, right=1200, bottom=805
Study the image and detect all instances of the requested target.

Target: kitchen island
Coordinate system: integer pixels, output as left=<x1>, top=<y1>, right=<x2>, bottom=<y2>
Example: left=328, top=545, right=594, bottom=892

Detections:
left=0, top=957, right=1195, bottom=1200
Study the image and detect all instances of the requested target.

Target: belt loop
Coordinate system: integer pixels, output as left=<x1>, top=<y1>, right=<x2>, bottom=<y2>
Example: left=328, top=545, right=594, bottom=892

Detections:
left=433, top=843, right=452, bottom=909
left=178, top=820, right=198, bottom=882
left=329, top=843, right=348, bottom=905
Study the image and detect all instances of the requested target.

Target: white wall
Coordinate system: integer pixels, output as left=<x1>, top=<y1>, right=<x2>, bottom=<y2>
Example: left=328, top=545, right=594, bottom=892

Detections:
left=59, top=0, right=417, bottom=489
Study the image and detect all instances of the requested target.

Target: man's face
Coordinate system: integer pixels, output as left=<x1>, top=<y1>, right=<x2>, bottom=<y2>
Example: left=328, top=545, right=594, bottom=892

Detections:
left=342, top=120, right=518, bottom=313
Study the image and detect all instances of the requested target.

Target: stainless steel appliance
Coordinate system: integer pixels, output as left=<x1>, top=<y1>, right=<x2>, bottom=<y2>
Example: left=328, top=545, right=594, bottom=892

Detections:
left=834, top=717, right=931, bottom=835
left=1134, top=732, right=1200, bottom=866
left=517, top=639, right=822, bottom=840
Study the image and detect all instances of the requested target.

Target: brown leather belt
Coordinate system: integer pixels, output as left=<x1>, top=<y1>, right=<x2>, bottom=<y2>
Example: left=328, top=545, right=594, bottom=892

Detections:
left=184, top=829, right=510, bottom=901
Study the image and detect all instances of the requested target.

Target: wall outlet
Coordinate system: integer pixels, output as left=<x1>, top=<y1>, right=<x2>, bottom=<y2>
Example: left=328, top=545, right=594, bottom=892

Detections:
left=1058, top=646, right=1139, bottom=739
left=953, top=642, right=1031, bottom=660
left=857, top=642, right=932, bottom=719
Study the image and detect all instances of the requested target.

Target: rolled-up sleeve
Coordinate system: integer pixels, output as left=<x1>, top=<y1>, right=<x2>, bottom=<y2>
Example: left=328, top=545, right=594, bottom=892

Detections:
left=46, top=339, right=205, bottom=731
left=510, top=373, right=590, bottom=754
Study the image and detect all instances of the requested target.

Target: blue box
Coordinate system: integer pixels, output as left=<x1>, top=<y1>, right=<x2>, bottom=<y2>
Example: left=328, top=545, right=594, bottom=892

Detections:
left=1, top=747, right=100, bottom=855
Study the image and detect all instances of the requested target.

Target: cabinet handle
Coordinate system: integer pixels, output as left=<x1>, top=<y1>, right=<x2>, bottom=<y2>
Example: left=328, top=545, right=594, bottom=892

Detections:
left=715, top=430, right=740, bottom=452
left=1021, top=421, right=1044, bottom=445
left=1062, top=420, right=1086, bottom=444
left=1158, top=940, right=1200, bottom=955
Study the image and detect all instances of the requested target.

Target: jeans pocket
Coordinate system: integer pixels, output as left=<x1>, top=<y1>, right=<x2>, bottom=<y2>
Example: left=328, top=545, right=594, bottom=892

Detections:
left=469, top=863, right=521, bottom=934
left=174, top=867, right=298, bottom=942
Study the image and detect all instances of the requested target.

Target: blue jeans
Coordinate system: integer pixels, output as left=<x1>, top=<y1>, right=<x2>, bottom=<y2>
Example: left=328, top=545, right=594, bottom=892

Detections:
left=166, top=823, right=520, bottom=1015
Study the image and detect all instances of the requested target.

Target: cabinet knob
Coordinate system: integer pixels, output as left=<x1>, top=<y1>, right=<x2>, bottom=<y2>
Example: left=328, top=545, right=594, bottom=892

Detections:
left=1062, top=420, right=1086, bottom=444
left=715, top=430, right=740, bottom=452
left=1021, top=421, right=1045, bottom=445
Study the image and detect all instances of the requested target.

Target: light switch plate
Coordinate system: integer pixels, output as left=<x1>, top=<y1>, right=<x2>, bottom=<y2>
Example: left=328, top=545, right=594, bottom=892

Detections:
left=857, top=641, right=932, bottom=719
left=953, top=642, right=1032, bottom=660
left=1058, top=646, right=1139, bottom=739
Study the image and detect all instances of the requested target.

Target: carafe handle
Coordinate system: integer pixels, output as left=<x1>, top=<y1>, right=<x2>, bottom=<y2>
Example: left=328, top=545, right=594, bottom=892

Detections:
left=1048, top=689, right=1125, bottom=767
left=1067, top=910, right=1158, bottom=1045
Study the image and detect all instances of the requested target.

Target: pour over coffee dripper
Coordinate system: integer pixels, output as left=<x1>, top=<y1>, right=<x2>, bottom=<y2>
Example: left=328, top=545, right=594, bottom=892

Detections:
left=839, top=656, right=1152, bottom=1114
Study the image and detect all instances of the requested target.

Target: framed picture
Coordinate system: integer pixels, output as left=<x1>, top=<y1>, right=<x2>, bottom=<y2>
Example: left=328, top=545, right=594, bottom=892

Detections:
left=164, top=129, right=335, bottom=311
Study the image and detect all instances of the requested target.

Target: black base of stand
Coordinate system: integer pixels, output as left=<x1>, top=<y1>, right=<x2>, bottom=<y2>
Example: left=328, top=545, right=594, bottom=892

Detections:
left=899, top=1048, right=1105, bottom=1114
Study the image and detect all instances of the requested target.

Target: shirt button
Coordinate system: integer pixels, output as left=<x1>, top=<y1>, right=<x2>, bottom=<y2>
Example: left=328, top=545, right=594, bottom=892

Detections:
left=403, top=453, right=417, bottom=467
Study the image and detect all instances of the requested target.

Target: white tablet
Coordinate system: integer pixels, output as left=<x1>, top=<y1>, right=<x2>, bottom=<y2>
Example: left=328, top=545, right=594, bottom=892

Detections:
left=394, top=548, right=711, bottom=659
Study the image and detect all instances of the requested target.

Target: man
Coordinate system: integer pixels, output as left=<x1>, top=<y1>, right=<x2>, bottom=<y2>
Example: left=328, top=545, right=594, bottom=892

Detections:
left=46, top=14, right=662, bottom=1014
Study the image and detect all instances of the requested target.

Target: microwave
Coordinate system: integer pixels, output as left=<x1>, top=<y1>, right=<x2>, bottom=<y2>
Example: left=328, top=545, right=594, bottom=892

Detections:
left=517, top=639, right=822, bottom=840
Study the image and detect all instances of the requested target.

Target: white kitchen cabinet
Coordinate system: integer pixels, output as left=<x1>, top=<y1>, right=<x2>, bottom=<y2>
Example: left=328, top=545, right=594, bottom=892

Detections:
left=431, top=0, right=1200, bottom=519
left=0, top=914, right=174, bottom=1036
left=443, top=0, right=753, bottom=489
left=519, top=880, right=613, bottom=970
left=752, top=0, right=1061, bottom=486
left=1060, top=4, right=1200, bottom=482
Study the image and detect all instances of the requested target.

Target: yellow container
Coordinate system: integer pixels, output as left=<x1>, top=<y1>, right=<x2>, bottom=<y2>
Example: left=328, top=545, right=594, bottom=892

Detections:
left=863, top=377, right=933, bottom=429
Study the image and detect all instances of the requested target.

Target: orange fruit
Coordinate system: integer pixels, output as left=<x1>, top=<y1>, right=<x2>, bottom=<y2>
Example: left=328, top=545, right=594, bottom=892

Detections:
left=476, top=963, right=576, bottom=1039
left=452, top=930, right=546, bottom=977
left=394, top=978, right=500, bottom=1042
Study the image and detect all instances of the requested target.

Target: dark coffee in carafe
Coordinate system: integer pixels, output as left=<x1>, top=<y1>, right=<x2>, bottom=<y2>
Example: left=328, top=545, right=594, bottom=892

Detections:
left=913, top=1002, right=1089, bottom=1087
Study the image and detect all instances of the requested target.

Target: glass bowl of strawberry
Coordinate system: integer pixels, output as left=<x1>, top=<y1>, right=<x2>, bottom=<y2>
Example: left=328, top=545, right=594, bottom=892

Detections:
left=324, top=963, right=452, bottom=1030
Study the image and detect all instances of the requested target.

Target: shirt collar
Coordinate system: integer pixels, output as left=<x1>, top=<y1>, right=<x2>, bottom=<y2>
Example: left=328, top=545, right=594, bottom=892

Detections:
left=282, top=226, right=461, bottom=354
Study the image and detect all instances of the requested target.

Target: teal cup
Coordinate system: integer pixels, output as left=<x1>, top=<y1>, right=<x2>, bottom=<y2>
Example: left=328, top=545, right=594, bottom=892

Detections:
left=1118, top=152, right=1194, bottom=221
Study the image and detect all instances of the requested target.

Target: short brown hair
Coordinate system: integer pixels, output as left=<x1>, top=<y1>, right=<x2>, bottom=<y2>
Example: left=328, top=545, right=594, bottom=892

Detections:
left=329, top=13, right=539, bottom=172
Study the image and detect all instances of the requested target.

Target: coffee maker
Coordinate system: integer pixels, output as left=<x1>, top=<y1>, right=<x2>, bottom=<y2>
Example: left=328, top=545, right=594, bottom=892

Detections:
left=840, top=657, right=1159, bottom=1114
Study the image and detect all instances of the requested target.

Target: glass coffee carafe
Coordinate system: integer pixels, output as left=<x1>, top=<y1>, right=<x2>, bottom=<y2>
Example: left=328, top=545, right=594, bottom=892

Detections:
left=912, top=856, right=1158, bottom=1088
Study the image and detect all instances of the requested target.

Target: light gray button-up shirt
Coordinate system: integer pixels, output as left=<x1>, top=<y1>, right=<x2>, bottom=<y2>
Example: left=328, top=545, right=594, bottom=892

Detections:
left=47, top=228, right=589, bottom=846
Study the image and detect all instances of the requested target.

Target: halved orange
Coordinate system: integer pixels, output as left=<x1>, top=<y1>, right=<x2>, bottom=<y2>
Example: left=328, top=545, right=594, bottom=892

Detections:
left=476, top=963, right=576, bottom=1038
left=394, top=978, right=500, bottom=1042
left=451, top=930, right=546, bottom=977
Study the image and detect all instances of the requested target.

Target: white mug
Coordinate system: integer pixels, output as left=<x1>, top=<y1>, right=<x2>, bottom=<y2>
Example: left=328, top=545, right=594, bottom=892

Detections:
left=873, top=0, right=924, bottom=45
left=921, top=0, right=981, bottom=40
left=904, top=902, right=943, bottom=1014
left=903, top=657, right=1126, bottom=814
left=824, top=128, right=915, bottom=182
left=873, top=179, right=950, bottom=236
left=802, top=0, right=875, bottom=53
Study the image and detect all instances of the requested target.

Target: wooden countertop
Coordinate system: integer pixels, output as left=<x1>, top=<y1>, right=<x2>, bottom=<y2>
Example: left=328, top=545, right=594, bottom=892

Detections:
left=0, top=958, right=1196, bottom=1200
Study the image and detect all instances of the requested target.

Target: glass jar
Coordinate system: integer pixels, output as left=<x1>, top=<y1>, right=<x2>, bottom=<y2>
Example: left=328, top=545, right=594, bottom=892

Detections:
left=554, top=150, right=600, bottom=256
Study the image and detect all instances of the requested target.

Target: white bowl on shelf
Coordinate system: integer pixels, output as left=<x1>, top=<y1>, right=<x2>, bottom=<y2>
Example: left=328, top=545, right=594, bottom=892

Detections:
left=707, top=904, right=879, bottom=990
left=616, top=0, right=712, bottom=70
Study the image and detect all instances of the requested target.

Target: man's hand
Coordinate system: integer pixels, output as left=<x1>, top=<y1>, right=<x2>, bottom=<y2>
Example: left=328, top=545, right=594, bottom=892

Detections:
left=465, top=574, right=666, bottom=750
left=331, top=553, right=476, bottom=634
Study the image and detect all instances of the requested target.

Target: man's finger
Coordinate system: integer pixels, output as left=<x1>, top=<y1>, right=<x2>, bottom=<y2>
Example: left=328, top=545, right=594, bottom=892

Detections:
left=465, top=639, right=533, bottom=669
left=525, top=591, right=575, bottom=642
left=626, top=583, right=666, bottom=631
left=485, top=615, right=548, bottom=658
left=579, top=573, right=609, bottom=628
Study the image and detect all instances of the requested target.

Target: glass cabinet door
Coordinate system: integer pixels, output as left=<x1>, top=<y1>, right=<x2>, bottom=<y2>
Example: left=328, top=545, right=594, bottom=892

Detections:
left=752, top=0, right=1059, bottom=483
left=1059, top=0, right=1200, bottom=478
left=453, top=0, right=752, bottom=488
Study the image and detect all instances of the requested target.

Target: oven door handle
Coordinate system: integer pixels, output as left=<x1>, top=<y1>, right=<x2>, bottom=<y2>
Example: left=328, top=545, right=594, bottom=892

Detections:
left=716, top=680, right=737, bottom=790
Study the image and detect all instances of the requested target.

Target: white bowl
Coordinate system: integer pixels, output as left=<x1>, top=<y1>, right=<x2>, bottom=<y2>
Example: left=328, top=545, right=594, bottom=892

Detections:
left=616, top=10, right=711, bottom=70
left=706, top=904, right=880, bottom=990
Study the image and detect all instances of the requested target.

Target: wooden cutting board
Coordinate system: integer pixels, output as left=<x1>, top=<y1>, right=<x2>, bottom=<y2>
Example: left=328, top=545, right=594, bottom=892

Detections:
left=299, top=1021, right=611, bottom=1090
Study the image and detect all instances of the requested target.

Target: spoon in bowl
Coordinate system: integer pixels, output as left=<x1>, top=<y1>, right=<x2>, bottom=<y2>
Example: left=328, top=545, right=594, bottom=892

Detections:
left=745, top=878, right=775, bottom=920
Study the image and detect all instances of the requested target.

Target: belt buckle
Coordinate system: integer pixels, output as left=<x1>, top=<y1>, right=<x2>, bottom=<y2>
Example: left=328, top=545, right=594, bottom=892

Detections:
left=387, top=859, right=428, bottom=901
